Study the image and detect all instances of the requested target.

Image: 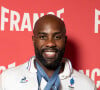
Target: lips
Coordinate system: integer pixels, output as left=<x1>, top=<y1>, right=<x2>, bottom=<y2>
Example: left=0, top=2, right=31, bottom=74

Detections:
left=43, top=51, right=56, bottom=58
left=42, top=49, right=57, bottom=58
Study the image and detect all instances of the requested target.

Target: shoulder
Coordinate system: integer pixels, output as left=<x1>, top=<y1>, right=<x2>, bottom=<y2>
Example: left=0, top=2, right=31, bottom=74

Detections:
left=0, top=57, right=38, bottom=90
left=60, top=59, right=97, bottom=90
left=72, top=69, right=96, bottom=90
left=0, top=56, right=35, bottom=82
left=0, top=61, right=27, bottom=89
left=0, top=56, right=35, bottom=77
left=0, top=61, right=27, bottom=82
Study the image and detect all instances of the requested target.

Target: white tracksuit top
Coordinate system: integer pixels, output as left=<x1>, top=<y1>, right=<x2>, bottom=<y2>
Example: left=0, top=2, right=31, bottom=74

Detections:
left=0, top=56, right=96, bottom=90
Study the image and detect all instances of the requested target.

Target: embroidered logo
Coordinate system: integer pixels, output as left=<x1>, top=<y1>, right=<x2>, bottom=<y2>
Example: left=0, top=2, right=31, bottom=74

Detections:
left=20, top=76, right=28, bottom=83
left=68, top=77, right=75, bottom=90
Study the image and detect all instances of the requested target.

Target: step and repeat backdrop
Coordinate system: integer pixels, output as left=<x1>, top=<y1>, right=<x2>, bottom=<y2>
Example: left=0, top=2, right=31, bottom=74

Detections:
left=0, top=0, right=100, bottom=89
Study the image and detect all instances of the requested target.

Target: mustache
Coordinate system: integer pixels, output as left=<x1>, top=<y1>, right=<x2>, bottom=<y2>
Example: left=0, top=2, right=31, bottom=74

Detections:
left=41, top=47, right=59, bottom=52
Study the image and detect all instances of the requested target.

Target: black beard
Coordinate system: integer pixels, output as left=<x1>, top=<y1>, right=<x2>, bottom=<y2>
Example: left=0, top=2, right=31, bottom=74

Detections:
left=34, top=46, right=65, bottom=70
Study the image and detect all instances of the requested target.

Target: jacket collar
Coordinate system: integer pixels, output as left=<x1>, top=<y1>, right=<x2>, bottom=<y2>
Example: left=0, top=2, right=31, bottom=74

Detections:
left=26, top=56, right=73, bottom=79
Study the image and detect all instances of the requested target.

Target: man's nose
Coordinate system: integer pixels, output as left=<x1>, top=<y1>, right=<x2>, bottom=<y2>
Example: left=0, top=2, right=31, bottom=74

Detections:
left=46, top=39, right=56, bottom=47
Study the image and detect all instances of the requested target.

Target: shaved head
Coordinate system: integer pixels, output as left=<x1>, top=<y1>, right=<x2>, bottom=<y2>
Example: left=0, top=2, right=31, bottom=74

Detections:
left=33, top=14, right=66, bottom=35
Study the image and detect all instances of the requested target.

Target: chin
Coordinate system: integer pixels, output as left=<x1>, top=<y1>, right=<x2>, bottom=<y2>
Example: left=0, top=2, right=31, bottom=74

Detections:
left=45, top=57, right=57, bottom=62
left=42, top=58, right=61, bottom=70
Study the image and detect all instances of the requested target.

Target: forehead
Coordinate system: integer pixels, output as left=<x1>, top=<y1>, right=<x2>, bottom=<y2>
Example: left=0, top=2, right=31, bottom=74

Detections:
left=34, top=22, right=65, bottom=35
left=39, top=23, right=63, bottom=33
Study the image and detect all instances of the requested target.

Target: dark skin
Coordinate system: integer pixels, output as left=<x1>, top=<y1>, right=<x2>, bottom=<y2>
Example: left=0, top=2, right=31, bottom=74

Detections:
left=32, top=15, right=67, bottom=77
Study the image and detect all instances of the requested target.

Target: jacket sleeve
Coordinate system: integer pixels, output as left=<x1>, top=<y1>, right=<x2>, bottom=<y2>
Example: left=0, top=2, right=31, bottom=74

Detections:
left=0, top=72, right=5, bottom=90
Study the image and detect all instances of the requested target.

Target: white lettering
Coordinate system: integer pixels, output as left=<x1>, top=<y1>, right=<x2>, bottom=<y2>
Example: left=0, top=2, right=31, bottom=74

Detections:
left=1, top=6, right=9, bottom=31
left=95, top=8, right=100, bottom=33
left=21, top=13, right=32, bottom=31
left=10, top=10, right=20, bottom=31
left=0, top=6, right=65, bottom=31
left=57, top=8, right=64, bottom=20
left=91, top=68, right=100, bottom=88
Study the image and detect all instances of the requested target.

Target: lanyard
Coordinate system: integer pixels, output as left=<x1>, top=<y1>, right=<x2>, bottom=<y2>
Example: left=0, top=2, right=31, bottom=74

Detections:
left=36, top=62, right=61, bottom=90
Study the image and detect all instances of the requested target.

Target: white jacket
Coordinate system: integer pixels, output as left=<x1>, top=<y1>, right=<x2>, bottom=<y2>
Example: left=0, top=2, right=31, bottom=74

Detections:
left=0, top=56, right=96, bottom=90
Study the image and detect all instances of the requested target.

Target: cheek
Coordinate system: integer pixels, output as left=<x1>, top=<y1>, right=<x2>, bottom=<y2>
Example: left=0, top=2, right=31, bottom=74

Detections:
left=56, top=40, right=65, bottom=48
left=34, top=40, right=45, bottom=49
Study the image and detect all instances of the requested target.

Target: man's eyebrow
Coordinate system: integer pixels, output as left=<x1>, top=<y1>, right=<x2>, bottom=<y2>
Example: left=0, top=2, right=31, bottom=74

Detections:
left=37, top=32, right=63, bottom=35
left=37, top=32, right=47, bottom=35
left=53, top=32, right=63, bottom=35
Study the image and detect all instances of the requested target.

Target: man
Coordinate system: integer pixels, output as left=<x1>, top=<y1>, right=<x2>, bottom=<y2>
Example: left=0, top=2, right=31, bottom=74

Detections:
left=0, top=15, right=96, bottom=90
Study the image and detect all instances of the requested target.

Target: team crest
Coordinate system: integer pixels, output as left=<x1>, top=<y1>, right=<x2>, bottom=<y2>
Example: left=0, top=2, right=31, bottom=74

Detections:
left=68, top=77, right=75, bottom=90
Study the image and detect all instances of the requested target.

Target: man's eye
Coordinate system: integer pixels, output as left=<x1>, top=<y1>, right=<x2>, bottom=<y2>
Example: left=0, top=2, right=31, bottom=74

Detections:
left=55, top=36, right=61, bottom=39
left=39, top=36, right=47, bottom=40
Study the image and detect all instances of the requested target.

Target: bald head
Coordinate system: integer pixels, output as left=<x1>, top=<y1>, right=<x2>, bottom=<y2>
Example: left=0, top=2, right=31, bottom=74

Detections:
left=33, top=14, right=66, bottom=34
